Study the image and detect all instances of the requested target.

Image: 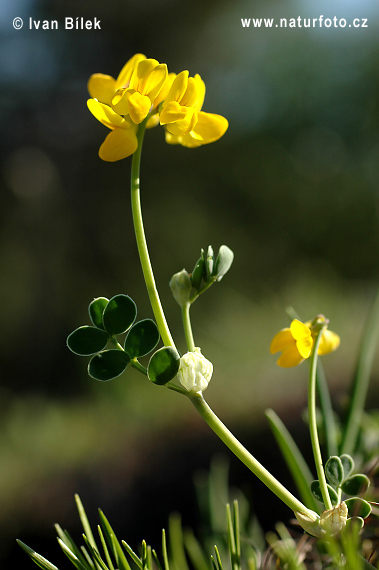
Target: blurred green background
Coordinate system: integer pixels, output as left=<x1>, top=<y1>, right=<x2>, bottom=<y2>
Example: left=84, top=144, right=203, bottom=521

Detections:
left=1, top=0, right=379, bottom=565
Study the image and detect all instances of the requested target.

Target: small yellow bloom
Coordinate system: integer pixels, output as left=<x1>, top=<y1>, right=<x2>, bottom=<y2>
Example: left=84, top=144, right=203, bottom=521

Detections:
left=87, top=99, right=138, bottom=162
left=88, top=53, right=146, bottom=106
left=270, top=317, right=340, bottom=368
left=160, top=70, right=228, bottom=147
left=112, top=58, right=168, bottom=124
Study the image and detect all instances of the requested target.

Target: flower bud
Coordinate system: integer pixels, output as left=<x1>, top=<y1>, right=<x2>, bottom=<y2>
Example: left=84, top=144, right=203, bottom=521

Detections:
left=169, top=269, right=192, bottom=306
left=177, top=347, right=213, bottom=393
left=319, top=502, right=348, bottom=536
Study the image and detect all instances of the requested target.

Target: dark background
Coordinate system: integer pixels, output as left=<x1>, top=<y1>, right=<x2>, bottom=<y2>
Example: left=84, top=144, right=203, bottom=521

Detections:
left=1, top=0, right=379, bottom=566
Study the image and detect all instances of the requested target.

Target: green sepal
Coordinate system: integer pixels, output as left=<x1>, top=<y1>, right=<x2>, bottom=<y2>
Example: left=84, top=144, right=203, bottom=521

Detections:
left=89, top=297, right=109, bottom=329
left=67, top=326, right=109, bottom=356
left=17, top=540, right=59, bottom=570
left=213, top=245, right=234, bottom=282
left=310, top=480, right=339, bottom=506
left=102, top=295, right=137, bottom=336
left=88, top=349, right=130, bottom=381
left=345, top=497, right=372, bottom=519
left=341, top=474, right=370, bottom=496
left=325, top=456, right=344, bottom=486
left=340, top=454, right=355, bottom=480
left=124, top=319, right=160, bottom=358
left=147, top=347, right=180, bottom=385
left=205, top=245, right=214, bottom=281
left=191, top=249, right=205, bottom=290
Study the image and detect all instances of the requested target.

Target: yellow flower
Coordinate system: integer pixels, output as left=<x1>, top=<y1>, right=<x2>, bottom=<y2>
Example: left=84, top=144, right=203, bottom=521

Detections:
left=270, top=318, right=340, bottom=368
left=87, top=53, right=146, bottom=106
left=111, top=58, right=168, bottom=124
left=159, top=70, right=228, bottom=147
left=87, top=99, right=138, bottom=162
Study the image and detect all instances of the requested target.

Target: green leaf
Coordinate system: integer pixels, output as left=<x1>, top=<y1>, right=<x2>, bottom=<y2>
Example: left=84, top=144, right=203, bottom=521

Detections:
left=124, top=319, right=160, bottom=358
left=148, top=347, right=180, bottom=385
left=102, top=295, right=137, bottom=336
left=89, top=297, right=109, bottom=329
left=67, top=326, right=109, bottom=356
left=341, top=474, right=370, bottom=496
left=213, top=245, right=234, bottom=282
left=17, top=540, right=60, bottom=570
left=345, top=498, right=372, bottom=519
left=88, top=350, right=130, bottom=381
left=325, top=456, right=344, bottom=486
left=205, top=245, right=214, bottom=281
left=340, top=454, right=355, bottom=480
left=310, top=480, right=339, bottom=506
left=191, top=249, right=205, bottom=290
left=345, top=516, right=365, bottom=532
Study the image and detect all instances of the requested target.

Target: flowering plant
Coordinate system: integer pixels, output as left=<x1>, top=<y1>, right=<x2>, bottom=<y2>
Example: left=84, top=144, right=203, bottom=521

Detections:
left=18, top=54, right=379, bottom=569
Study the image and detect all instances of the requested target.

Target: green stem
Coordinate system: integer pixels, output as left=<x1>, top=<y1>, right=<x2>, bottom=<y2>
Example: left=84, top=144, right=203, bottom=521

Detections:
left=308, top=327, right=332, bottom=510
left=130, top=120, right=175, bottom=349
left=131, top=359, right=147, bottom=375
left=182, top=302, right=195, bottom=352
left=189, top=392, right=316, bottom=517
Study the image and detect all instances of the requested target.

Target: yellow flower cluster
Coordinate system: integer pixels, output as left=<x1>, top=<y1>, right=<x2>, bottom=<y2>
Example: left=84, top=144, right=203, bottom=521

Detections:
left=270, top=318, right=340, bottom=368
left=87, top=54, right=229, bottom=161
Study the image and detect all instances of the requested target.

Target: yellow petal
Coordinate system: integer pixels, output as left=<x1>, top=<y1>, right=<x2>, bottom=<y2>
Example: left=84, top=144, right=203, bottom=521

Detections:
left=318, top=330, right=340, bottom=355
left=270, top=328, right=293, bottom=354
left=296, top=336, right=313, bottom=359
left=153, top=72, right=176, bottom=109
left=87, top=74, right=116, bottom=105
left=163, top=70, right=189, bottom=105
left=127, top=91, right=152, bottom=124
left=146, top=114, right=160, bottom=129
left=165, top=107, right=198, bottom=136
left=160, top=101, right=188, bottom=125
left=191, top=112, right=228, bottom=144
left=175, top=133, right=203, bottom=148
left=87, top=99, right=127, bottom=130
left=143, top=63, right=168, bottom=102
left=164, top=130, right=181, bottom=145
left=290, top=319, right=311, bottom=341
left=98, top=128, right=138, bottom=162
left=112, top=88, right=133, bottom=115
left=181, top=75, right=205, bottom=109
left=277, top=344, right=304, bottom=368
left=115, top=53, right=146, bottom=89
left=130, top=58, right=159, bottom=94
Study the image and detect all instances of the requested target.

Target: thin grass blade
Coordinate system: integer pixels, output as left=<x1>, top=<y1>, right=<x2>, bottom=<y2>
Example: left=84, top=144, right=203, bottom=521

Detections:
left=341, top=288, right=379, bottom=455
left=17, top=540, right=60, bottom=570
left=265, top=409, right=319, bottom=513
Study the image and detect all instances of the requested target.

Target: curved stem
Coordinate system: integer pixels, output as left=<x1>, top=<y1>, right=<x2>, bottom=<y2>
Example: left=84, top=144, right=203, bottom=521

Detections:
left=130, top=120, right=175, bottom=349
left=182, top=302, right=195, bottom=352
left=189, top=392, right=316, bottom=517
left=308, top=326, right=332, bottom=510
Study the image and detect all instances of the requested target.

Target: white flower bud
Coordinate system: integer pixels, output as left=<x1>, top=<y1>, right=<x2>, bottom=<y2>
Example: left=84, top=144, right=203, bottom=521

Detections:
left=177, top=347, right=213, bottom=393
left=295, top=502, right=348, bottom=538
left=169, top=269, right=192, bottom=306
left=319, top=502, right=348, bottom=536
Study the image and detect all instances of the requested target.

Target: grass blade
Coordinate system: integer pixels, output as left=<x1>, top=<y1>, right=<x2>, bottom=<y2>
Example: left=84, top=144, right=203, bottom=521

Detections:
left=75, top=495, right=98, bottom=553
left=98, top=526, right=115, bottom=570
left=168, top=513, right=190, bottom=570
left=98, top=509, right=132, bottom=570
left=316, top=362, right=338, bottom=457
left=122, top=540, right=143, bottom=569
left=58, top=538, right=89, bottom=570
left=265, top=409, right=319, bottom=513
left=341, top=288, right=379, bottom=455
left=17, top=540, right=60, bottom=570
